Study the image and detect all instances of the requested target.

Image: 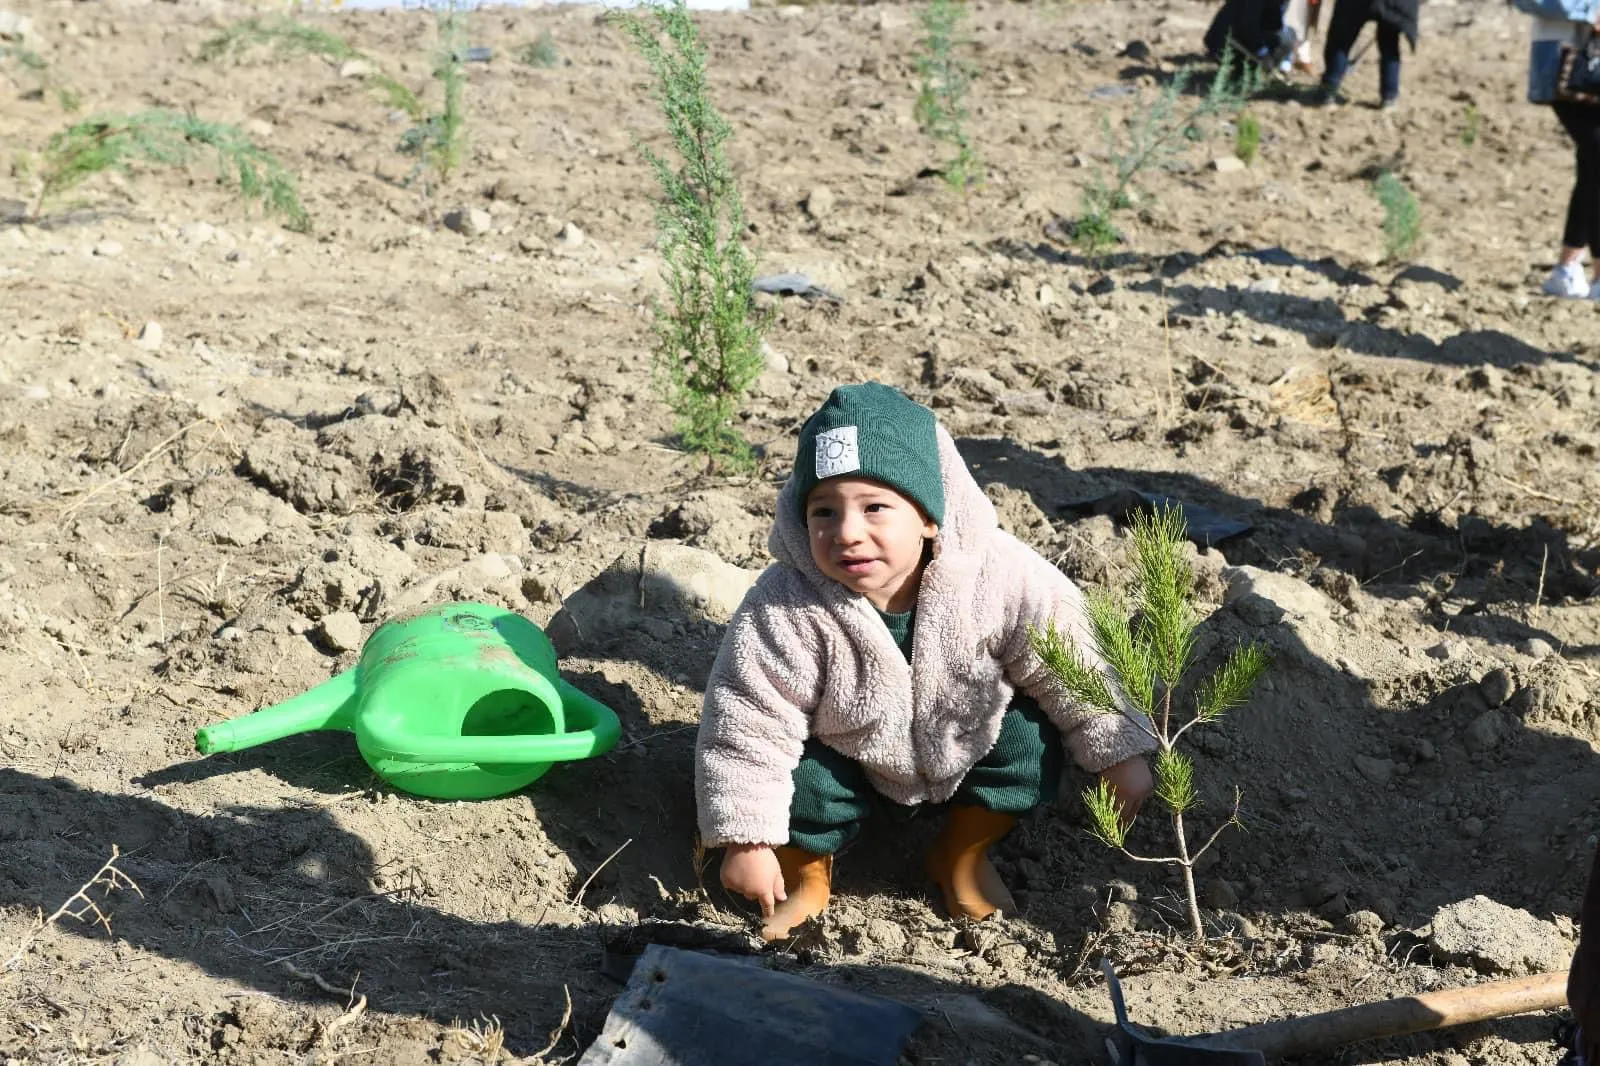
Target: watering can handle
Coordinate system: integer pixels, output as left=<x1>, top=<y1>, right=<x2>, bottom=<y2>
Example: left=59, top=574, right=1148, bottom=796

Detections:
left=360, top=678, right=622, bottom=765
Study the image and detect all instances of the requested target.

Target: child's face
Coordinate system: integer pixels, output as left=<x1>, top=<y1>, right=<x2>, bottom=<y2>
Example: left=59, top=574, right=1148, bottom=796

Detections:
left=805, top=477, right=938, bottom=614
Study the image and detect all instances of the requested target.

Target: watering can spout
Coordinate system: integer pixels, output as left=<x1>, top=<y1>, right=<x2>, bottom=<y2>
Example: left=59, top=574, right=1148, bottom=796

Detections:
left=194, top=669, right=359, bottom=754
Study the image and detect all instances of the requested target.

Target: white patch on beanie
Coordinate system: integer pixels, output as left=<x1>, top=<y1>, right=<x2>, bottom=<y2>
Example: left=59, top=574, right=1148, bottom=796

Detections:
left=815, top=425, right=860, bottom=479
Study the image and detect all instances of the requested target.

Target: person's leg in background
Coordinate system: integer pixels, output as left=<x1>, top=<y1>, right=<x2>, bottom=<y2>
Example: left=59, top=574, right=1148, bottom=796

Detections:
left=1318, top=0, right=1367, bottom=103
left=1377, top=21, right=1402, bottom=106
left=1546, top=103, right=1600, bottom=297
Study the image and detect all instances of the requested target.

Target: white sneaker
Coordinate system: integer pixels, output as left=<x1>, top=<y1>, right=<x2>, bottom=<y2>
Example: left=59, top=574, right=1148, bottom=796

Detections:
left=1544, top=261, right=1590, bottom=298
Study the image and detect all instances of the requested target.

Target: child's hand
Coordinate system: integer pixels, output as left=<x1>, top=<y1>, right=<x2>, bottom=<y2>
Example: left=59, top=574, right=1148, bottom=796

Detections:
left=1098, top=756, right=1155, bottom=821
left=720, top=843, right=787, bottom=918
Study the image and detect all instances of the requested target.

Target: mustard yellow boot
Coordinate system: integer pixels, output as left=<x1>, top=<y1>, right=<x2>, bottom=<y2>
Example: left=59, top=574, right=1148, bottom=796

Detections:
left=926, top=806, right=1018, bottom=920
left=761, top=845, right=833, bottom=942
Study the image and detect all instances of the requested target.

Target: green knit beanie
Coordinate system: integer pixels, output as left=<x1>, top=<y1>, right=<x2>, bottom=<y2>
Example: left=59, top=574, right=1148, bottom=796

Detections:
left=792, top=383, right=944, bottom=526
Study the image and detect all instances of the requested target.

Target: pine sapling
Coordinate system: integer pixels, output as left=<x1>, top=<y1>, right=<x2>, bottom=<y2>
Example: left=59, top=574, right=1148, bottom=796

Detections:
left=2, top=43, right=80, bottom=110
left=1075, top=52, right=1258, bottom=261
left=1234, top=111, right=1260, bottom=166
left=914, top=0, right=980, bottom=191
left=519, top=30, right=560, bottom=69
left=399, top=1, right=468, bottom=189
left=1030, top=506, right=1269, bottom=941
left=198, top=17, right=424, bottom=121
left=612, top=0, right=767, bottom=466
left=1373, top=170, right=1421, bottom=261
left=1460, top=104, right=1481, bottom=148
left=32, top=109, right=309, bottom=231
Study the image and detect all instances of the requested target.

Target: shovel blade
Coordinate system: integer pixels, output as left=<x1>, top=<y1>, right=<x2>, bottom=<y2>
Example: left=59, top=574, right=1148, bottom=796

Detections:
left=1102, top=960, right=1267, bottom=1066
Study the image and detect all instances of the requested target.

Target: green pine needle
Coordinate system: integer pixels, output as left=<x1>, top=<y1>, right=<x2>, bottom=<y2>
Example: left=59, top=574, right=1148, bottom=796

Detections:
left=1028, top=621, right=1120, bottom=714
left=1197, top=642, right=1270, bottom=721
left=36, top=109, right=309, bottom=231
left=613, top=0, right=766, bottom=466
left=1083, top=778, right=1129, bottom=849
left=1155, top=748, right=1195, bottom=815
left=1128, top=505, right=1198, bottom=684
left=1085, top=589, right=1156, bottom=714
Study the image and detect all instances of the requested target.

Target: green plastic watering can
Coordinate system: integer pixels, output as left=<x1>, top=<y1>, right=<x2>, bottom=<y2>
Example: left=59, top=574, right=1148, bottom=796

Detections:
left=194, top=602, right=621, bottom=800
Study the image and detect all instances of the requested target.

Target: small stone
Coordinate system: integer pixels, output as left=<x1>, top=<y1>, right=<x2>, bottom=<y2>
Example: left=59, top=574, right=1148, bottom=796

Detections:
left=217, top=626, right=243, bottom=643
left=1212, top=156, right=1247, bottom=174
left=1519, top=637, right=1555, bottom=661
left=1341, top=910, right=1385, bottom=937
left=339, top=58, right=376, bottom=79
left=1247, top=277, right=1282, bottom=294
left=1102, top=902, right=1138, bottom=934
left=177, top=221, right=215, bottom=245
left=135, top=321, right=163, bottom=351
left=215, top=510, right=269, bottom=547
left=760, top=340, right=790, bottom=375
left=517, top=234, right=544, bottom=254
left=0, top=11, right=35, bottom=42
left=443, top=207, right=492, bottom=238
left=1120, top=39, right=1151, bottom=61
left=1352, top=755, right=1395, bottom=786
left=863, top=917, right=907, bottom=956
left=93, top=239, right=123, bottom=258
left=1463, top=710, right=1506, bottom=754
left=1461, top=816, right=1485, bottom=838
left=316, top=611, right=363, bottom=653
left=803, top=184, right=836, bottom=219
left=242, top=118, right=274, bottom=139
left=1426, top=640, right=1466, bottom=661
left=1479, top=667, right=1515, bottom=708
left=557, top=220, right=584, bottom=247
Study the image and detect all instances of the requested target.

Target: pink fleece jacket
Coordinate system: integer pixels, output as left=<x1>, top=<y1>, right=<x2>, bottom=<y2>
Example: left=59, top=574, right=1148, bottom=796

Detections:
left=694, top=427, right=1156, bottom=847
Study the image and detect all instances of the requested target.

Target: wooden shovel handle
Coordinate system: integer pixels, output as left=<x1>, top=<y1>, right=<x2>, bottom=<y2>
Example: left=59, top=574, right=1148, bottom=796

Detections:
left=1205, top=969, right=1568, bottom=1058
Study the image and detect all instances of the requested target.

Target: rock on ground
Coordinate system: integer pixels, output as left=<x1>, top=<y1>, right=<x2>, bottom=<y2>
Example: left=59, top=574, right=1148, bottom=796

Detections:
left=546, top=542, right=760, bottom=656
left=1426, top=895, right=1571, bottom=975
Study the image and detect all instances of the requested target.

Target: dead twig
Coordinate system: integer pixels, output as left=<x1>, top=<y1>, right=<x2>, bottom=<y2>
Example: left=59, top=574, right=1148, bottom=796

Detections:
left=1535, top=542, right=1549, bottom=614
left=571, top=838, right=632, bottom=905
left=535, top=986, right=573, bottom=1060
left=3, top=845, right=143, bottom=972
left=58, top=417, right=212, bottom=520
left=1497, top=472, right=1578, bottom=508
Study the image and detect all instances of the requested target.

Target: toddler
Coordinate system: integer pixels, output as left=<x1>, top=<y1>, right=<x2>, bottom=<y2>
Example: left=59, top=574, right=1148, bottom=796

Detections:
left=695, top=383, right=1156, bottom=941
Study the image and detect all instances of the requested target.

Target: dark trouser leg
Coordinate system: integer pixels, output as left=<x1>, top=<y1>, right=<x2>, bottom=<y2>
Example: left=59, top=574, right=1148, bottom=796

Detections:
left=1556, top=103, right=1600, bottom=260
left=951, top=696, right=1064, bottom=814
left=1321, top=0, right=1367, bottom=89
left=1377, top=23, right=1401, bottom=102
left=787, top=739, right=875, bottom=855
